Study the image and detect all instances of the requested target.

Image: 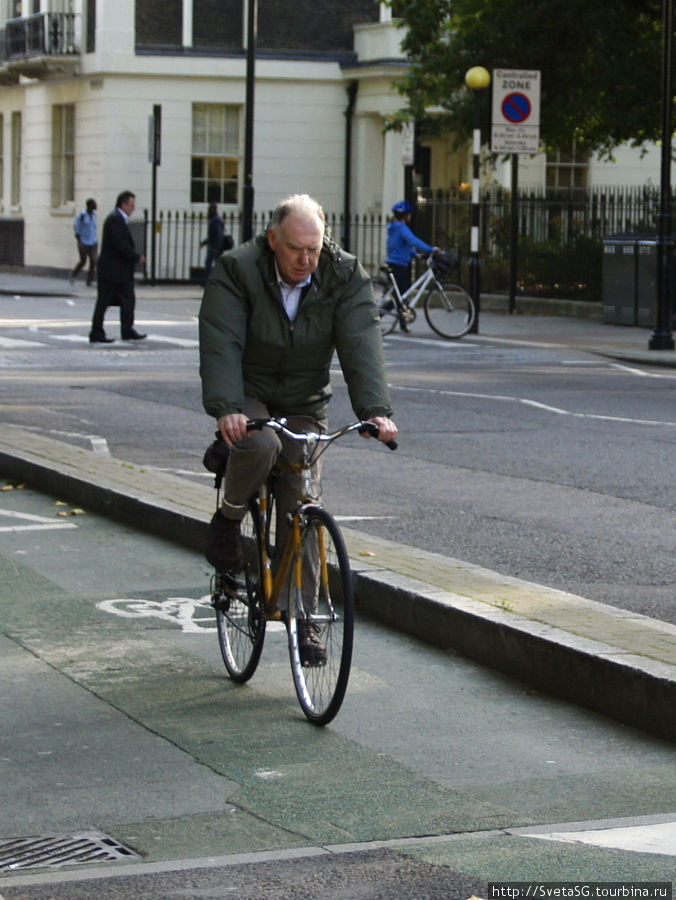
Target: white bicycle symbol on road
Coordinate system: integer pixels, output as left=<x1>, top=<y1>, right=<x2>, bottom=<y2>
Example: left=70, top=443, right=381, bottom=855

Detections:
left=97, top=596, right=216, bottom=633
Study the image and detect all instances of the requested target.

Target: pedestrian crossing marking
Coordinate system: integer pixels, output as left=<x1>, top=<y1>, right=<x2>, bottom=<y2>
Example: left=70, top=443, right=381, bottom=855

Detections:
left=0, top=331, right=198, bottom=348
left=519, top=820, right=676, bottom=856
left=0, top=336, right=44, bottom=348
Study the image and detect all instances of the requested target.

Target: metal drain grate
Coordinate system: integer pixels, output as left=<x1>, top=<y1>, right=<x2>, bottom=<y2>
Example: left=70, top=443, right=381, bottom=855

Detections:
left=0, top=831, right=137, bottom=871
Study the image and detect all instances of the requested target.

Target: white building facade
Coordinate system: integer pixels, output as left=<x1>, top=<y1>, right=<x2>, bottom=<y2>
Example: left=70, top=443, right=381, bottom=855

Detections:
left=0, top=0, right=669, bottom=273
left=0, top=0, right=413, bottom=270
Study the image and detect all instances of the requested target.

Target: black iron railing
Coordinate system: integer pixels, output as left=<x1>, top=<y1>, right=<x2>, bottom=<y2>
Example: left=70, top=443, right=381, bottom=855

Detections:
left=140, top=187, right=670, bottom=299
left=139, top=209, right=387, bottom=283
left=5, top=12, right=77, bottom=59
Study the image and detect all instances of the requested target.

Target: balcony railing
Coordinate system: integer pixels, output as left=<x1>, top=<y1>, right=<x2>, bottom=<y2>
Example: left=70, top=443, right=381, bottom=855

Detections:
left=4, top=12, right=78, bottom=76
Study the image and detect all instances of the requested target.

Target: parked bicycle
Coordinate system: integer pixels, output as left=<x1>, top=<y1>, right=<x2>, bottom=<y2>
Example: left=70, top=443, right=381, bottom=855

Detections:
left=205, top=418, right=397, bottom=726
left=373, top=251, right=476, bottom=339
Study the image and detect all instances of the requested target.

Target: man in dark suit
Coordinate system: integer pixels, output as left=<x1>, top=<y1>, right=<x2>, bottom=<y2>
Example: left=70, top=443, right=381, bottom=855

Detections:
left=89, top=190, right=147, bottom=343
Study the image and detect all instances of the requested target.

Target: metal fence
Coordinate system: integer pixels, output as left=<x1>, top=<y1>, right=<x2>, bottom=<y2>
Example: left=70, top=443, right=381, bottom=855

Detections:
left=140, top=209, right=387, bottom=283
left=141, top=186, right=668, bottom=301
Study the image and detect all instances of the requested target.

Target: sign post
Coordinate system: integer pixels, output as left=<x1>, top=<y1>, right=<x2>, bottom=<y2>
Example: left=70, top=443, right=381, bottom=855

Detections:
left=491, top=70, right=540, bottom=312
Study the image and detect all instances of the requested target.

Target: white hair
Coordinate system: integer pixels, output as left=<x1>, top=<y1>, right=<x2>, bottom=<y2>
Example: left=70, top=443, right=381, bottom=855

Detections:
left=270, top=193, right=326, bottom=234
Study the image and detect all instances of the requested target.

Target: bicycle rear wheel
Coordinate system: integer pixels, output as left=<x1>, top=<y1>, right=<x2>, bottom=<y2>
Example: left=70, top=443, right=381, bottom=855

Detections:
left=373, top=280, right=399, bottom=337
left=424, top=281, right=475, bottom=338
left=213, top=499, right=266, bottom=682
left=286, top=507, right=354, bottom=726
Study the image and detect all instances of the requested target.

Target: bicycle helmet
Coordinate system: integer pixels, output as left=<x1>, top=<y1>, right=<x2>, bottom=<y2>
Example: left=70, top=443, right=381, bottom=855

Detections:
left=391, top=200, right=412, bottom=215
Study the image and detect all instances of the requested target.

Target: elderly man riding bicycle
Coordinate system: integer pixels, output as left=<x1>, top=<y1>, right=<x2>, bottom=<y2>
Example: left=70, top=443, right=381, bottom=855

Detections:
left=198, top=193, right=398, bottom=661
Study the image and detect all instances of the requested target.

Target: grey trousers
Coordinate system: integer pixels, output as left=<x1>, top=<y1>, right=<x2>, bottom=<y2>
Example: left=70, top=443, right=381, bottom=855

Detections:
left=221, top=398, right=326, bottom=563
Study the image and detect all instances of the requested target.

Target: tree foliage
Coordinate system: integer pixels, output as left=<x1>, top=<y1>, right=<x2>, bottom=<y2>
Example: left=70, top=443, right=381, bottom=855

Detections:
left=388, top=0, right=665, bottom=158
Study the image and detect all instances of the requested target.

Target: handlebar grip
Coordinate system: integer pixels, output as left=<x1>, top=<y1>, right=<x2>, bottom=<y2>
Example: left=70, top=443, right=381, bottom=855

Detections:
left=358, top=422, right=398, bottom=451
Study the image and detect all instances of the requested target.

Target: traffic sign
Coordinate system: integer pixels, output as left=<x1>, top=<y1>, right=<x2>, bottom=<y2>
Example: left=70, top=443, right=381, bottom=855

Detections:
left=491, top=69, right=540, bottom=154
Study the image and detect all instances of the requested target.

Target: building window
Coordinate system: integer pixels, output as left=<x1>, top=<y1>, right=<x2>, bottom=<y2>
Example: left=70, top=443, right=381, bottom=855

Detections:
left=11, top=111, right=21, bottom=207
left=193, top=0, right=242, bottom=49
left=546, top=146, right=589, bottom=191
left=258, top=0, right=379, bottom=51
left=51, top=103, right=75, bottom=207
left=135, top=0, right=182, bottom=47
left=191, top=103, right=240, bottom=204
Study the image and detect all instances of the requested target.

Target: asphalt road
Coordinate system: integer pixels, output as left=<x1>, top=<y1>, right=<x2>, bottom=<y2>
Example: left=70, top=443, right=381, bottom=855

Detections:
left=0, top=291, right=674, bottom=625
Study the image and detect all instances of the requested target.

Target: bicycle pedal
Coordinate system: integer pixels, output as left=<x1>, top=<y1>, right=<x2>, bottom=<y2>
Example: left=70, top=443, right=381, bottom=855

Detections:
left=211, top=593, right=230, bottom=613
left=302, top=657, right=327, bottom=669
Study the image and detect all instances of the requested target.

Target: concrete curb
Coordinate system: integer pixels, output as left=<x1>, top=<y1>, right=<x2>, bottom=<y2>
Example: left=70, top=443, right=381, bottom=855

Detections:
left=1, top=425, right=675, bottom=743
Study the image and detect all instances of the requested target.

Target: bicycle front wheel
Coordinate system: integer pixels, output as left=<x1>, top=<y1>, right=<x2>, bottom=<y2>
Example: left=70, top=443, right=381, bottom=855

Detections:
left=424, top=281, right=476, bottom=339
left=214, top=499, right=266, bottom=683
left=286, top=507, right=354, bottom=726
left=373, top=281, right=399, bottom=337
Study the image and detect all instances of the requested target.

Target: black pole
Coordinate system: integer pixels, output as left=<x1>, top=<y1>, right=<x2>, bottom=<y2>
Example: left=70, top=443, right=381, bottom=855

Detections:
left=649, top=0, right=675, bottom=350
left=508, top=153, right=519, bottom=314
left=468, top=92, right=481, bottom=333
left=151, top=160, right=157, bottom=285
left=342, top=81, right=358, bottom=251
left=151, top=104, right=161, bottom=285
left=242, top=0, right=257, bottom=243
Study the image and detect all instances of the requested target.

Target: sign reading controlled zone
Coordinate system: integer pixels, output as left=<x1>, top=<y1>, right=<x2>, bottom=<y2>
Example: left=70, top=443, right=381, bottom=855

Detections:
left=491, top=69, right=540, bottom=154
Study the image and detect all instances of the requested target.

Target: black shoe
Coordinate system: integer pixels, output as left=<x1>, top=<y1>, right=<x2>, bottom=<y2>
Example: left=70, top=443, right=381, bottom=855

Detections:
left=297, top=620, right=327, bottom=667
left=89, top=333, right=114, bottom=343
left=122, top=331, right=147, bottom=341
left=205, top=511, right=242, bottom=571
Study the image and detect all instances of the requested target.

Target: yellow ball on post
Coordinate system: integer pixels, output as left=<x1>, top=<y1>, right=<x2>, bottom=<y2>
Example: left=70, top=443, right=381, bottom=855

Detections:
left=464, top=66, right=491, bottom=91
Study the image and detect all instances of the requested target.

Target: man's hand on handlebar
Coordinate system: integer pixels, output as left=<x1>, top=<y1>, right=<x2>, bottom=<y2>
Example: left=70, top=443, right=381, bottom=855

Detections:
left=362, top=416, right=398, bottom=445
left=217, top=412, right=249, bottom=446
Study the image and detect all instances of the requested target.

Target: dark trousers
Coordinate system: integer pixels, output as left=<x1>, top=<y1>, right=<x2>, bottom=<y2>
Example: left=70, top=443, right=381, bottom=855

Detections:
left=90, top=279, right=136, bottom=339
left=72, top=242, right=98, bottom=284
left=388, top=262, right=411, bottom=297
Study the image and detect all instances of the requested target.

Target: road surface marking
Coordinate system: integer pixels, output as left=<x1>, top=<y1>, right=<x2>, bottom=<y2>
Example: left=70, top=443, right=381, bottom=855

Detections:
left=0, top=509, right=77, bottom=532
left=393, top=385, right=676, bottom=428
left=97, top=596, right=216, bottom=633
left=0, top=336, right=45, bottom=348
left=520, top=820, right=676, bottom=856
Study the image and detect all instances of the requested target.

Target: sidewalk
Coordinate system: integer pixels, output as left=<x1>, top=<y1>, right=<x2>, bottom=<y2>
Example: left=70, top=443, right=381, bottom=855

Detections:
left=1, top=268, right=675, bottom=741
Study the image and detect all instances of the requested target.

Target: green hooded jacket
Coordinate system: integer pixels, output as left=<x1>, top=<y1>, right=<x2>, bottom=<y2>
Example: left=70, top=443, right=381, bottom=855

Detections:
left=199, top=233, right=393, bottom=422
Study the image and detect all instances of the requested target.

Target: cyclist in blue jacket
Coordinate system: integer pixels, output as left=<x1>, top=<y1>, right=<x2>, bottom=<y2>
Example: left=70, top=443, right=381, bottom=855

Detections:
left=386, top=200, right=438, bottom=296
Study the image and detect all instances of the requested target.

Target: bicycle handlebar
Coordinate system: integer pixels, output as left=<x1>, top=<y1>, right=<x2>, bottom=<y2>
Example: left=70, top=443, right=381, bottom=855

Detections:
left=246, top=417, right=397, bottom=451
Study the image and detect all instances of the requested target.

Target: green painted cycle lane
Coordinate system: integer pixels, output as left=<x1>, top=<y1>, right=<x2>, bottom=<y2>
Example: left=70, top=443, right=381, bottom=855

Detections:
left=0, top=552, right=517, bottom=860
left=1, top=487, right=674, bottom=881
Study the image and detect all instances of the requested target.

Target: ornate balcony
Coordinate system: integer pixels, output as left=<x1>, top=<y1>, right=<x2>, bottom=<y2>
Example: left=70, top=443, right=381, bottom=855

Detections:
left=3, top=12, right=79, bottom=79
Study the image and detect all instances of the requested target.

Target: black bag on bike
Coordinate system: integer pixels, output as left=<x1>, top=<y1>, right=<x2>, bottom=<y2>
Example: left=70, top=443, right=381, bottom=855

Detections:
left=203, top=432, right=230, bottom=488
left=432, top=249, right=459, bottom=278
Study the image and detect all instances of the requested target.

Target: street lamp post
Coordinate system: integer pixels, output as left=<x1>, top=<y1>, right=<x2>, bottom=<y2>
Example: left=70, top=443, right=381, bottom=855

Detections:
left=464, top=66, right=491, bottom=334
left=650, top=0, right=675, bottom=351
left=242, top=0, right=257, bottom=243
